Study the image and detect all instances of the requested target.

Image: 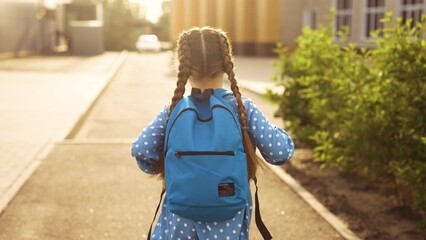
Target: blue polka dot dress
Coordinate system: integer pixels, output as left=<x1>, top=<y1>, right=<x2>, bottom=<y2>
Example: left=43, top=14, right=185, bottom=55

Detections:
left=131, top=88, right=294, bottom=240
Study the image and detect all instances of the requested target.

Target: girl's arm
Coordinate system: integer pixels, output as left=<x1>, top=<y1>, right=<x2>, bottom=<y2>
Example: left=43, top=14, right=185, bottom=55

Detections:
left=244, top=99, right=294, bottom=165
left=131, top=105, right=169, bottom=174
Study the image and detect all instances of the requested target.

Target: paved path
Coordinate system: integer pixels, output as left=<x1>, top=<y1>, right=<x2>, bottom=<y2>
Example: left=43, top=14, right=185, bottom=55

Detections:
left=0, top=52, right=123, bottom=209
left=0, top=52, right=345, bottom=239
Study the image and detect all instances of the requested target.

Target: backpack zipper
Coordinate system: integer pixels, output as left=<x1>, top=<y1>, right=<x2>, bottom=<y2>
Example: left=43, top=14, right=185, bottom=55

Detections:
left=175, top=151, right=235, bottom=158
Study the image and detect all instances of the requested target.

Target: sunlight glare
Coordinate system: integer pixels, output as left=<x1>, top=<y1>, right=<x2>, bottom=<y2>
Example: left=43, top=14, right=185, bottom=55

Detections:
left=130, top=0, right=163, bottom=23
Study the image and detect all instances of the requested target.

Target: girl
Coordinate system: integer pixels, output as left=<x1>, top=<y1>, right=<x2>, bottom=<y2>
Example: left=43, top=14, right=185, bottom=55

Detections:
left=131, top=27, right=294, bottom=240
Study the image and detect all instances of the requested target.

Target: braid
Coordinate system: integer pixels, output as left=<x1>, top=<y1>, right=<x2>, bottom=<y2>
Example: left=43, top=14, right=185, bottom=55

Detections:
left=217, top=32, right=260, bottom=180
left=216, top=33, right=242, bottom=121
left=169, top=32, right=192, bottom=116
left=156, top=32, right=192, bottom=181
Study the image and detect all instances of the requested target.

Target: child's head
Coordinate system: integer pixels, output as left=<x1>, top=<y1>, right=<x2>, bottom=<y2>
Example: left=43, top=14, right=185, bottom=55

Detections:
left=167, top=26, right=260, bottom=180
left=171, top=27, right=237, bottom=109
left=172, top=27, right=238, bottom=109
left=176, top=26, right=232, bottom=80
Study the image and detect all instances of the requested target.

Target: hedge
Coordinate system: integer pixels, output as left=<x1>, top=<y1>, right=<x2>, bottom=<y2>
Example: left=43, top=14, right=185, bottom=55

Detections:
left=268, top=13, right=426, bottom=223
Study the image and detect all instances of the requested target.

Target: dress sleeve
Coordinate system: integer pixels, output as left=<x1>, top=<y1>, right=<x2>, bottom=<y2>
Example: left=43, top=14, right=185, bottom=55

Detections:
left=244, top=99, right=294, bottom=165
left=131, top=105, right=169, bottom=174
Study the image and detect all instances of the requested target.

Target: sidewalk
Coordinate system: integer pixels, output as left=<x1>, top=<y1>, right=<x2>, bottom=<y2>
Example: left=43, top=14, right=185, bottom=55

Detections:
left=0, top=52, right=346, bottom=240
left=0, top=52, right=126, bottom=212
left=234, top=56, right=284, bottom=95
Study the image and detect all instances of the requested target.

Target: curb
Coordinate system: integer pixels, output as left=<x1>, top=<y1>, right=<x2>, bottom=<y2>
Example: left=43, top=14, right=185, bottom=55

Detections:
left=65, top=50, right=129, bottom=139
left=238, top=80, right=284, bottom=96
left=262, top=158, right=361, bottom=240
left=0, top=51, right=128, bottom=215
left=0, top=143, right=53, bottom=215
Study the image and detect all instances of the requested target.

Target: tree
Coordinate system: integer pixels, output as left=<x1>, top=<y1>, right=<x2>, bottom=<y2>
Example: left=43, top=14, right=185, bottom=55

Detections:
left=103, top=0, right=138, bottom=51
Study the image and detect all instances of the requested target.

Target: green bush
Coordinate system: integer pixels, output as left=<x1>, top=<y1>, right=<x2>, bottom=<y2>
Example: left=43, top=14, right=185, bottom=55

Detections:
left=269, top=13, right=426, bottom=217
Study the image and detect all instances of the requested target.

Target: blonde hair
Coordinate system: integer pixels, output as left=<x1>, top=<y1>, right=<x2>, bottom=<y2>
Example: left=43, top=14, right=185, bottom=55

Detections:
left=158, top=27, right=260, bottom=180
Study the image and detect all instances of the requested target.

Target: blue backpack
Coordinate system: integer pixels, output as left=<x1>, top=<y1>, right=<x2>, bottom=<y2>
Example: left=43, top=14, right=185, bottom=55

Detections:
left=164, top=88, right=249, bottom=221
left=147, top=88, right=272, bottom=240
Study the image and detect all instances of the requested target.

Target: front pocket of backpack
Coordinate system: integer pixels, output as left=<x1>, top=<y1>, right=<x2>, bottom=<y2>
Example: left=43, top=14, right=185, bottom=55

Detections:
left=165, top=150, right=247, bottom=221
left=169, top=151, right=238, bottom=201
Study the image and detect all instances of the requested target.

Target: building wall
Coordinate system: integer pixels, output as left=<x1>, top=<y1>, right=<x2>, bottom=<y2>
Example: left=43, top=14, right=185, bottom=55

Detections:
left=279, top=0, right=303, bottom=49
left=216, top=0, right=235, bottom=40
left=233, top=0, right=257, bottom=55
left=285, top=0, right=426, bottom=48
left=171, top=0, right=281, bottom=56
left=278, top=0, right=334, bottom=49
left=352, top=0, right=364, bottom=44
left=304, top=0, right=333, bottom=27
left=0, top=0, right=41, bottom=57
left=256, top=0, right=280, bottom=55
left=334, top=0, right=426, bottom=47
left=200, top=0, right=216, bottom=26
left=170, top=0, right=426, bottom=55
left=184, top=0, right=200, bottom=30
left=171, top=0, right=186, bottom=41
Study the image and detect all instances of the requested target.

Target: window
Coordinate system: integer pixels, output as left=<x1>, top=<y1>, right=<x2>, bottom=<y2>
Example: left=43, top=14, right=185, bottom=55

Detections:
left=335, top=0, right=353, bottom=35
left=400, top=0, right=424, bottom=28
left=364, top=0, right=385, bottom=38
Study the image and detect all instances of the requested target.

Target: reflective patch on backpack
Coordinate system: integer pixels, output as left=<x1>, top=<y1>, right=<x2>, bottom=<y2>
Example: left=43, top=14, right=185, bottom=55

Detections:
left=218, top=183, right=235, bottom=197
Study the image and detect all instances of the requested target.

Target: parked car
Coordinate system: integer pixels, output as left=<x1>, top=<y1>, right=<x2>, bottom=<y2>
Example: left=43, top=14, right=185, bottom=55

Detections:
left=135, top=34, right=161, bottom=52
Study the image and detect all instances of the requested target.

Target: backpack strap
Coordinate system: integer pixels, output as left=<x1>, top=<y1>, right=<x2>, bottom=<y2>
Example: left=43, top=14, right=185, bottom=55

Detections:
left=254, top=177, right=273, bottom=240
left=147, top=188, right=165, bottom=240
